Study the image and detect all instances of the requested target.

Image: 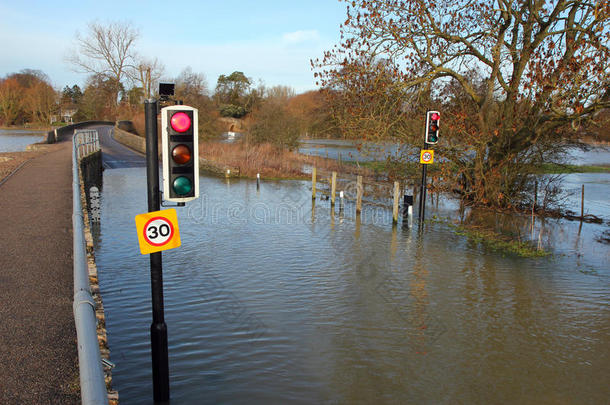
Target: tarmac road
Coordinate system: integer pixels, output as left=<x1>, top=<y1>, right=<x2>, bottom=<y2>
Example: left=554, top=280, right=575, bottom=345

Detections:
left=91, top=125, right=145, bottom=169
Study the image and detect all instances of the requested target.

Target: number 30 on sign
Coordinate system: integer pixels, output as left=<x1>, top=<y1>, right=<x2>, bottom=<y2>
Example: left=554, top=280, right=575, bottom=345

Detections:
left=420, top=149, right=434, bottom=164
left=135, top=209, right=181, bottom=254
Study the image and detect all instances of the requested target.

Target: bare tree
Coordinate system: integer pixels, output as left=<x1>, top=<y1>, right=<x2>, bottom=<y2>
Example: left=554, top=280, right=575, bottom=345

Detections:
left=67, top=21, right=139, bottom=111
left=175, top=67, right=210, bottom=102
left=315, top=0, right=610, bottom=209
left=130, top=57, right=165, bottom=100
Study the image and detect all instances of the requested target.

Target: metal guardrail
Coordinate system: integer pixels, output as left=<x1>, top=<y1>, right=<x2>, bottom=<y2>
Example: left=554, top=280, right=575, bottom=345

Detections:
left=72, top=130, right=109, bottom=405
left=75, top=130, right=101, bottom=160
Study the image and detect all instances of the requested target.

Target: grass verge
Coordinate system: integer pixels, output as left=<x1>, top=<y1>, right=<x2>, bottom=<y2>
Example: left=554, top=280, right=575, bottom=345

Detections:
left=426, top=216, right=550, bottom=258
left=535, top=163, right=610, bottom=174
left=358, top=160, right=610, bottom=175
left=447, top=222, right=550, bottom=258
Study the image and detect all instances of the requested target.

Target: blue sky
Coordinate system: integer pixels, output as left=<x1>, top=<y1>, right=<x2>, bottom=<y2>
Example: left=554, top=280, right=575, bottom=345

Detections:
left=0, top=0, right=347, bottom=93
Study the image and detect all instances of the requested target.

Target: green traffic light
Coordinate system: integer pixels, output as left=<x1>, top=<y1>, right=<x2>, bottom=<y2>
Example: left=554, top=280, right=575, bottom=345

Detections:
left=173, top=176, right=192, bottom=195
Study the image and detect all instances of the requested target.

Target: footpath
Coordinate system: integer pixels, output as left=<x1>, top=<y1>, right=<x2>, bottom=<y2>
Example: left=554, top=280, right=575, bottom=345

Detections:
left=0, top=140, right=80, bottom=404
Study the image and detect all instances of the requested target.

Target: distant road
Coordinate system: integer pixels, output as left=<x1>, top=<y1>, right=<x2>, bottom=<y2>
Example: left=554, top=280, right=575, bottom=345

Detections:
left=90, top=125, right=145, bottom=169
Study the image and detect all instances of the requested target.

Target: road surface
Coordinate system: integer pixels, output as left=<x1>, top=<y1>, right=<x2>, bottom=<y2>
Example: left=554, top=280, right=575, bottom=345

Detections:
left=92, top=125, right=145, bottom=169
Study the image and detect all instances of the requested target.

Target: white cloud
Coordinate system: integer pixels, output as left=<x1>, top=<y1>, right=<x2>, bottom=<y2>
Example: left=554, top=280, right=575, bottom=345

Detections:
left=281, top=30, right=320, bottom=45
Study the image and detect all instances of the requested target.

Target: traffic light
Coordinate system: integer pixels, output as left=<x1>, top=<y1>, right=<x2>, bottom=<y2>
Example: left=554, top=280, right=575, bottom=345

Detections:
left=161, top=105, right=199, bottom=202
left=425, top=110, right=440, bottom=145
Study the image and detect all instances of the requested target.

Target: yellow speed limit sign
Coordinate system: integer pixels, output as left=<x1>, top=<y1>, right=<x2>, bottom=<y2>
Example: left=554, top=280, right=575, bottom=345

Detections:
left=135, top=209, right=181, bottom=254
left=420, top=149, right=434, bottom=164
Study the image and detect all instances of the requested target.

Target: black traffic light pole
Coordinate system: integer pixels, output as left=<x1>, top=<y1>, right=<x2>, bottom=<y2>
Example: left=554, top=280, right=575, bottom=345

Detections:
left=418, top=140, right=429, bottom=225
left=145, top=99, right=170, bottom=402
left=418, top=111, right=439, bottom=226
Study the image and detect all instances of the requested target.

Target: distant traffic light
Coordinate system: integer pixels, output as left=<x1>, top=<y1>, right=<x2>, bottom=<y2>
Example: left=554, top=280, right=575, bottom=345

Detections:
left=161, top=105, right=199, bottom=202
left=425, top=111, right=440, bottom=145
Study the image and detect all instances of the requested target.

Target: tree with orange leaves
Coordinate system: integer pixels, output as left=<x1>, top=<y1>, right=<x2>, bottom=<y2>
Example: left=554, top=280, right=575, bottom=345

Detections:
left=0, top=77, right=23, bottom=126
left=315, top=0, right=610, bottom=209
left=0, top=70, right=57, bottom=126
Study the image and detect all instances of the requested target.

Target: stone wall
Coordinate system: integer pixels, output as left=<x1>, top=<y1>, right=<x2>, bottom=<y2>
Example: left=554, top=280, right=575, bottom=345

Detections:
left=112, top=127, right=240, bottom=178
left=113, top=127, right=147, bottom=154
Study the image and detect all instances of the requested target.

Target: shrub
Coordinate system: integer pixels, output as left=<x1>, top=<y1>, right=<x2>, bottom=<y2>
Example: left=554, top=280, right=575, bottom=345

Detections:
left=219, top=104, right=247, bottom=118
left=249, top=104, right=300, bottom=150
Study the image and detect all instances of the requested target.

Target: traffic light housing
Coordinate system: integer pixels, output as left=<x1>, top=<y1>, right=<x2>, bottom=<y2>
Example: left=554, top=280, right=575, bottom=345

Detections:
left=161, top=105, right=199, bottom=202
left=425, top=110, right=440, bottom=145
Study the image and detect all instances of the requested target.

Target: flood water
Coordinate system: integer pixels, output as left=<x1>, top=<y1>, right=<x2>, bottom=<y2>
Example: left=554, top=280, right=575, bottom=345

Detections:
left=0, top=129, right=45, bottom=152
left=299, top=138, right=610, bottom=166
left=299, top=139, right=399, bottom=162
left=93, top=167, right=609, bottom=404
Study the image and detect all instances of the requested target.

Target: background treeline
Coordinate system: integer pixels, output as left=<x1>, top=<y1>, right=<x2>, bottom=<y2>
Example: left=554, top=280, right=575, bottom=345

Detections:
left=0, top=66, right=337, bottom=150
left=0, top=20, right=337, bottom=148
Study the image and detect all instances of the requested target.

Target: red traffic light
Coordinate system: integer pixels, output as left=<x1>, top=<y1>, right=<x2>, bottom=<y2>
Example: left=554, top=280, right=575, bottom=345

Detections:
left=171, top=144, right=191, bottom=164
left=431, top=112, right=440, bottom=121
left=170, top=112, right=192, bottom=133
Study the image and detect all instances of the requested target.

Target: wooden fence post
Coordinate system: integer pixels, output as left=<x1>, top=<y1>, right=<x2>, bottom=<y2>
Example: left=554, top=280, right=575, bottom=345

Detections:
left=331, top=172, right=337, bottom=206
left=393, top=181, right=400, bottom=224
left=413, top=184, right=418, bottom=209
left=356, top=175, right=363, bottom=213
left=312, top=167, right=317, bottom=200
left=581, top=184, right=585, bottom=219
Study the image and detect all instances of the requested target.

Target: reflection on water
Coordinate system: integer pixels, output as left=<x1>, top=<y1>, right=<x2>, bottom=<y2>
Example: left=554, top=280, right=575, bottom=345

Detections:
left=95, top=168, right=609, bottom=404
left=0, top=129, right=45, bottom=152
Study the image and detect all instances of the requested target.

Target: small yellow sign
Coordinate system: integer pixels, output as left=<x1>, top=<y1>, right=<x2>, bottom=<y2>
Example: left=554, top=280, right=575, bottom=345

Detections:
left=135, top=209, right=181, bottom=255
left=420, top=149, right=434, bottom=164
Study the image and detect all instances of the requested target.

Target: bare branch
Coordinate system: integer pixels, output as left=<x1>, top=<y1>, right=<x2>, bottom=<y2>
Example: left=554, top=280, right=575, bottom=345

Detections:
left=66, top=21, right=139, bottom=107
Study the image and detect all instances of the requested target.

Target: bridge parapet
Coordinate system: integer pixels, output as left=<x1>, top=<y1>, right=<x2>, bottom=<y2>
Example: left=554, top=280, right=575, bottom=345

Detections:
left=48, top=121, right=115, bottom=143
